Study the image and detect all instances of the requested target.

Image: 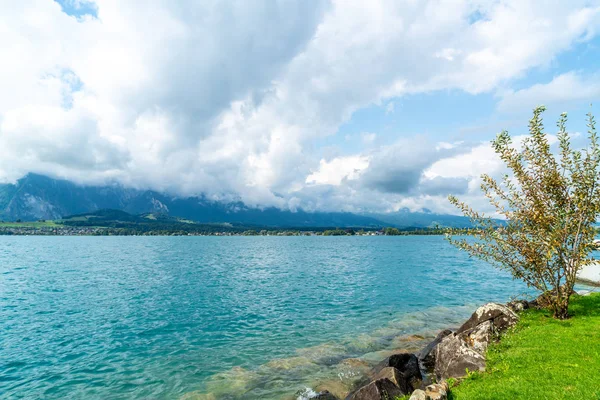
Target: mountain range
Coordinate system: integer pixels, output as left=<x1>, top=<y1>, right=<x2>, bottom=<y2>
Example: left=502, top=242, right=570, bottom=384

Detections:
left=0, top=174, right=471, bottom=228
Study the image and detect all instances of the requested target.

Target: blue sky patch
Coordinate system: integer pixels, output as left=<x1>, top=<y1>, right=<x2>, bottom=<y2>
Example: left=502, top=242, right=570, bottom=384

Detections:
left=54, top=0, right=98, bottom=19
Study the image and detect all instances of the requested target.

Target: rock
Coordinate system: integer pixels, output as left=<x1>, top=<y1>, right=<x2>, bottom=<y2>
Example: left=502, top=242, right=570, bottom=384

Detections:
left=315, top=380, right=352, bottom=400
left=297, top=343, right=348, bottom=365
left=527, top=298, right=541, bottom=309
left=372, top=367, right=409, bottom=394
left=313, top=390, right=339, bottom=400
left=408, top=384, right=449, bottom=400
left=397, top=334, right=426, bottom=342
left=347, top=334, right=382, bottom=352
left=433, top=334, right=486, bottom=379
left=347, top=378, right=403, bottom=400
left=507, top=299, right=529, bottom=313
left=418, top=329, right=453, bottom=373
left=351, top=354, right=422, bottom=398
left=382, top=353, right=422, bottom=392
left=458, top=320, right=493, bottom=354
left=391, top=335, right=429, bottom=353
left=456, top=303, right=518, bottom=335
left=339, top=358, right=371, bottom=369
left=204, top=366, right=257, bottom=396
left=387, top=353, right=419, bottom=373
left=424, top=381, right=449, bottom=400
left=296, top=388, right=339, bottom=400
left=315, top=379, right=356, bottom=399
left=529, top=285, right=574, bottom=310
left=180, top=392, right=216, bottom=400
left=335, top=358, right=373, bottom=388
left=409, top=389, right=427, bottom=400
left=265, top=356, right=317, bottom=371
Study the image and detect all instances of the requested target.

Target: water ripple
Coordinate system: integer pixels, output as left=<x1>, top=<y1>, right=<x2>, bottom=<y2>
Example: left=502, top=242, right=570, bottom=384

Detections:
left=0, top=236, right=532, bottom=399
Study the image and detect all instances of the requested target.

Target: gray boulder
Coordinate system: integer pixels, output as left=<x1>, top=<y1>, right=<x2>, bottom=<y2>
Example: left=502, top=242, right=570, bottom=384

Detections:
left=408, top=381, right=449, bottom=400
left=424, top=381, right=449, bottom=400
left=456, top=303, right=518, bottom=335
left=346, top=357, right=420, bottom=399
left=458, top=320, right=493, bottom=354
left=379, top=353, right=422, bottom=392
left=433, top=334, right=486, bottom=379
left=507, top=299, right=529, bottom=313
left=372, top=367, right=410, bottom=394
left=347, top=378, right=403, bottom=400
left=409, top=389, right=427, bottom=400
left=418, top=329, right=453, bottom=373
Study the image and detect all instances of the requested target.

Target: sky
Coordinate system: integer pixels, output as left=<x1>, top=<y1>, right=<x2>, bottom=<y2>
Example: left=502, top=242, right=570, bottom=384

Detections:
left=1, top=0, right=599, bottom=215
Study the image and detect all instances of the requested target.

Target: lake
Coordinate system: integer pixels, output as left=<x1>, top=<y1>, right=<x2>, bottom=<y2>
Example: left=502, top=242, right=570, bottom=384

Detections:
left=0, top=236, right=532, bottom=399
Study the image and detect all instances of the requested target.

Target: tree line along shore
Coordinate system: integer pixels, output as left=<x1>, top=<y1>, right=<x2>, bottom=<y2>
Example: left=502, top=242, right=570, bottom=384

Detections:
left=0, top=221, right=463, bottom=236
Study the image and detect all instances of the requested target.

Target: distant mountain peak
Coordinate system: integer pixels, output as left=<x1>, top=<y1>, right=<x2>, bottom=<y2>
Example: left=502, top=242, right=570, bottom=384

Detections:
left=0, top=174, right=472, bottom=228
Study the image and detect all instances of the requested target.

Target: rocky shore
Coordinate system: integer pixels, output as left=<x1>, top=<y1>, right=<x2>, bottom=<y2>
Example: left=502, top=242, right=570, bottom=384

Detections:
left=303, top=299, right=532, bottom=400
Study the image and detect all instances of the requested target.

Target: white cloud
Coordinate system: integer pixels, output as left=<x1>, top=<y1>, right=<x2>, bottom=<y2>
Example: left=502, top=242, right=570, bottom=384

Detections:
left=425, top=142, right=501, bottom=180
left=306, top=155, right=369, bottom=186
left=0, top=0, right=599, bottom=212
left=435, top=48, right=462, bottom=61
left=498, top=71, right=600, bottom=113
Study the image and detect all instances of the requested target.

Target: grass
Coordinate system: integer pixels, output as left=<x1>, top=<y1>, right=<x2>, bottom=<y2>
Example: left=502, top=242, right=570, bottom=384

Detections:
left=0, top=220, right=61, bottom=227
left=449, top=292, right=600, bottom=400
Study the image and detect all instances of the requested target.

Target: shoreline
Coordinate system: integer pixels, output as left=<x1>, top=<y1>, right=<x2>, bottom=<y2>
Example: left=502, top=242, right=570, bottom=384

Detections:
left=178, top=304, right=480, bottom=400
left=303, top=300, right=526, bottom=400
left=0, top=229, right=448, bottom=236
left=181, top=288, right=597, bottom=400
left=305, top=289, right=597, bottom=400
left=177, top=297, right=551, bottom=400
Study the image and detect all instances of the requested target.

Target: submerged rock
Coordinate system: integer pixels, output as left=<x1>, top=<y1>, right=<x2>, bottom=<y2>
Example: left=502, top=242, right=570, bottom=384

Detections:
left=296, top=343, right=348, bottom=365
left=180, top=392, right=217, bottom=400
left=346, top=334, right=384, bottom=353
left=313, top=390, right=339, bottom=400
left=338, top=358, right=371, bottom=369
left=360, top=349, right=400, bottom=364
left=456, top=303, right=518, bottom=335
left=433, top=334, right=486, bottom=379
left=315, top=380, right=351, bottom=400
left=265, top=356, right=317, bottom=371
left=391, top=334, right=429, bottom=353
left=347, top=378, right=403, bottom=400
left=399, top=334, right=426, bottom=342
left=204, top=366, right=258, bottom=396
left=334, top=359, right=373, bottom=388
left=296, top=388, right=339, bottom=400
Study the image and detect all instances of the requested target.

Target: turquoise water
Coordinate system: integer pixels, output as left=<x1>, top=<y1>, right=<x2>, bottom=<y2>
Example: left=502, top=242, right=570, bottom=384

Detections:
left=0, top=236, right=532, bottom=399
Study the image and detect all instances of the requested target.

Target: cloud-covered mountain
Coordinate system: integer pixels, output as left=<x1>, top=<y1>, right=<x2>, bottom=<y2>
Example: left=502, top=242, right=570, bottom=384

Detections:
left=1, top=1, right=598, bottom=215
left=0, top=174, right=472, bottom=228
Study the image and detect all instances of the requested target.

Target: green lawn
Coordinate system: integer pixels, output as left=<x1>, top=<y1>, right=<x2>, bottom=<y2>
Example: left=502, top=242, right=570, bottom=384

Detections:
left=449, top=292, right=600, bottom=400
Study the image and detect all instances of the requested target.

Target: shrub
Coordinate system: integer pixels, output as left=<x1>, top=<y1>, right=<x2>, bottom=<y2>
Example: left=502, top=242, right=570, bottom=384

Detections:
left=447, top=106, right=600, bottom=319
